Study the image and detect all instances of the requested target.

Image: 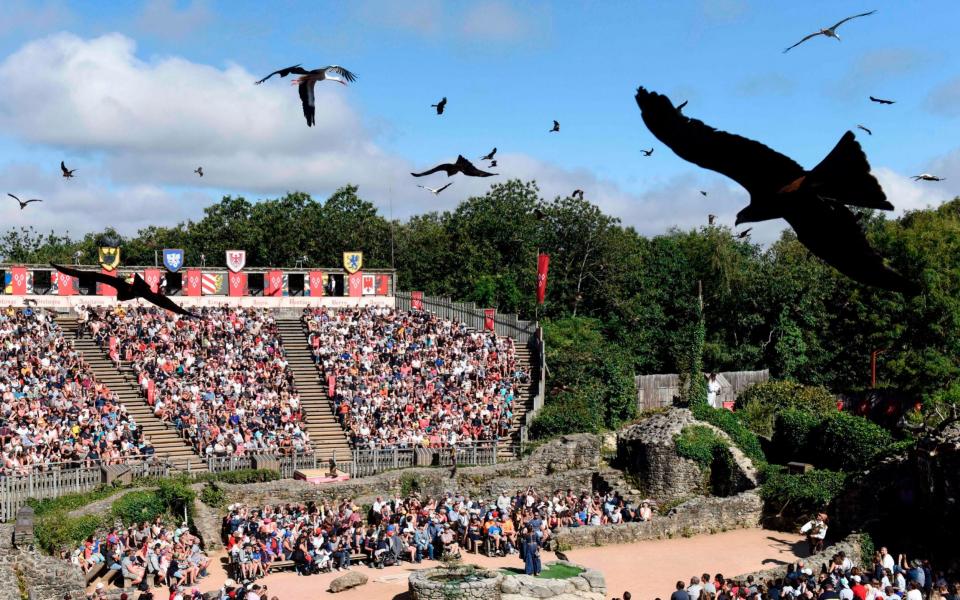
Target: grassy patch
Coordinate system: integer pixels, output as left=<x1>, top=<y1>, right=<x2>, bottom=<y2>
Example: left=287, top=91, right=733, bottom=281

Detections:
left=500, top=563, right=584, bottom=579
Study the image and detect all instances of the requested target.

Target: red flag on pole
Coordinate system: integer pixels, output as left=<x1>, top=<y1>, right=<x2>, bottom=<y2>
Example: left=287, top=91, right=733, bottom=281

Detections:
left=266, top=270, right=283, bottom=297
left=484, top=308, right=496, bottom=331
left=56, top=271, right=75, bottom=296
left=411, top=291, right=423, bottom=310
left=375, top=274, right=390, bottom=295
left=348, top=271, right=363, bottom=297
left=536, top=253, right=550, bottom=304
left=143, top=268, right=161, bottom=293
left=308, top=271, right=325, bottom=297
left=10, top=267, right=27, bottom=295
left=185, top=269, right=202, bottom=296
left=228, top=272, right=247, bottom=297
left=99, top=268, right=117, bottom=296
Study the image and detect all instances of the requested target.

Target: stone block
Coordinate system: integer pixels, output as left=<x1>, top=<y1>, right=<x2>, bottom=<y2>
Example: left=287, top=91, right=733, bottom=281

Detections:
left=329, top=571, right=369, bottom=593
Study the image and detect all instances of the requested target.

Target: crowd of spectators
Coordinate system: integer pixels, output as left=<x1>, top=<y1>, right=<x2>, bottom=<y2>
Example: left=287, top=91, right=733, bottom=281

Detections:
left=303, top=307, right=528, bottom=449
left=83, top=305, right=312, bottom=458
left=0, top=307, right=153, bottom=476
left=67, top=517, right=210, bottom=593
left=221, top=486, right=650, bottom=579
left=661, top=546, right=956, bottom=600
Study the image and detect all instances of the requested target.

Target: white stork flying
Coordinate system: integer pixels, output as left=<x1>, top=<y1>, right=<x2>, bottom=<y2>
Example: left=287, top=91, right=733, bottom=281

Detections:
left=254, top=64, right=358, bottom=127
left=912, top=173, right=945, bottom=182
left=417, top=182, right=454, bottom=196
left=784, top=10, right=877, bottom=53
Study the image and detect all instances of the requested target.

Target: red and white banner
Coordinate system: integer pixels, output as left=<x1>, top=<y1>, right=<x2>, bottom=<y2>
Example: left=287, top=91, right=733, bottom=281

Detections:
left=376, top=274, right=390, bottom=295
left=228, top=272, right=247, bottom=297
left=202, top=273, right=222, bottom=295
left=266, top=270, right=283, bottom=297
left=10, top=267, right=27, bottom=295
left=348, top=271, right=363, bottom=297
left=537, top=253, right=550, bottom=304
left=99, top=268, right=117, bottom=296
left=143, top=268, right=161, bottom=293
left=308, top=271, right=325, bottom=297
left=411, top=291, right=423, bottom=310
left=361, top=274, right=375, bottom=295
left=55, top=271, right=75, bottom=296
left=484, top=308, right=496, bottom=331
left=185, top=269, right=202, bottom=296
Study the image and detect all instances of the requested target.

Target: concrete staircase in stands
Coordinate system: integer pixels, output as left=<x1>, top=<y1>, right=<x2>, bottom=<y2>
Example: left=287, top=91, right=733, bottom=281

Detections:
left=56, top=315, right=205, bottom=472
left=275, top=318, right=352, bottom=463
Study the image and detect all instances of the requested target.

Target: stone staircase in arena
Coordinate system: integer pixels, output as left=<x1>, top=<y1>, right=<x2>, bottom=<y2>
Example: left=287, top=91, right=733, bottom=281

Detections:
left=56, top=315, right=206, bottom=472
left=276, top=317, right=538, bottom=462
left=275, top=318, right=352, bottom=462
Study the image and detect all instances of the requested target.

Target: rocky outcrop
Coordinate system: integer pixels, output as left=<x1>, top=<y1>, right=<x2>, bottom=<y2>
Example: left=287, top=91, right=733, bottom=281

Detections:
left=329, top=570, right=369, bottom=593
left=521, top=434, right=601, bottom=477
left=617, top=408, right=756, bottom=502
left=553, top=490, right=762, bottom=549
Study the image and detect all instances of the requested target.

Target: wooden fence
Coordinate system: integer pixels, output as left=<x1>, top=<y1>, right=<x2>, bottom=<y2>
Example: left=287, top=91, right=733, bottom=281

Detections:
left=635, top=369, right=769, bottom=410
left=0, top=458, right=171, bottom=522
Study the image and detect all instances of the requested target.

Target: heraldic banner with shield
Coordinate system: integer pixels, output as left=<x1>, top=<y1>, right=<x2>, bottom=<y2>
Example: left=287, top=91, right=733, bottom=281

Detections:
left=226, top=250, right=246, bottom=273
left=343, top=251, right=363, bottom=274
left=163, top=249, right=184, bottom=272
left=98, top=246, right=121, bottom=271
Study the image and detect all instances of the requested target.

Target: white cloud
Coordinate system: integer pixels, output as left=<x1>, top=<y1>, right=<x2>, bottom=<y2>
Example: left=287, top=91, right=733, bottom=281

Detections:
left=926, top=77, right=960, bottom=118
left=353, top=0, right=443, bottom=36
left=0, top=1, right=72, bottom=36
left=460, top=1, right=533, bottom=42
left=135, top=0, right=212, bottom=40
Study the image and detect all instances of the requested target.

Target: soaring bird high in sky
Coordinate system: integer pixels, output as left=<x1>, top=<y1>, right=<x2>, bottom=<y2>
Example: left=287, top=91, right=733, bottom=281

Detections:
left=869, top=96, right=895, bottom=105
left=783, top=10, right=877, bottom=53
left=432, top=97, right=447, bottom=115
left=8, top=193, right=42, bottom=210
left=634, top=86, right=917, bottom=295
left=857, top=125, right=872, bottom=136
left=480, top=148, right=497, bottom=161
left=194, top=167, right=204, bottom=177
left=550, top=120, right=560, bottom=132
left=411, top=155, right=497, bottom=178
left=255, top=64, right=358, bottom=126
left=912, top=173, right=945, bottom=182
left=51, top=263, right=199, bottom=318
left=417, top=182, right=454, bottom=195
left=60, top=161, right=76, bottom=178
left=641, top=148, right=654, bottom=157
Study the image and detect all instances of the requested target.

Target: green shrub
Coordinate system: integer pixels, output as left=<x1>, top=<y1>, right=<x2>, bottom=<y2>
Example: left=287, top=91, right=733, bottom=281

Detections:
left=199, top=482, right=227, bottom=508
left=772, top=408, right=821, bottom=463
left=35, top=514, right=104, bottom=554
left=691, top=403, right=765, bottom=464
left=156, top=478, right=196, bottom=522
left=27, top=486, right=120, bottom=517
left=815, top=411, right=895, bottom=471
left=111, top=491, right=165, bottom=524
left=530, top=383, right=605, bottom=438
left=760, top=467, right=847, bottom=519
left=736, top=381, right=837, bottom=437
left=675, top=425, right=726, bottom=467
left=211, top=469, right=281, bottom=484
left=400, top=473, right=422, bottom=497
left=859, top=533, right=875, bottom=569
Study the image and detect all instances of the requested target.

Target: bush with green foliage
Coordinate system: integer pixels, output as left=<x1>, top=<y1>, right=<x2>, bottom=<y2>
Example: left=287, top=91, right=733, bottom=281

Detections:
left=156, top=478, right=197, bottom=521
left=760, top=466, right=847, bottom=519
left=35, top=514, right=104, bottom=554
left=690, top=403, right=765, bottom=464
left=675, top=425, right=726, bottom=467
left=111, top=491, right=166, bottom=524
left=530, top=383, right=605, bottom=438
left=772, top=409, right=897, bottom=471
left=772, top=408, right=821, bottom=463
left=199, top=482, right=227, bottom=508
left=209, top=469, right=281, bottom=485
left=27, top=486, right=120, bottom=517
left=736, top=381, right=837, bottom=437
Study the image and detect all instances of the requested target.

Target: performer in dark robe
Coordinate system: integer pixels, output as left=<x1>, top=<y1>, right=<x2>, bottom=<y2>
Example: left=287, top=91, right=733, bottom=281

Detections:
left=522, top=529, right=541, bottom=576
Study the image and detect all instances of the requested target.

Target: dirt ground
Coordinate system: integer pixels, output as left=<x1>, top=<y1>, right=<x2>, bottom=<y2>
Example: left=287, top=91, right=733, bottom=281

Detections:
left=161, top=528, right=806, bottom=600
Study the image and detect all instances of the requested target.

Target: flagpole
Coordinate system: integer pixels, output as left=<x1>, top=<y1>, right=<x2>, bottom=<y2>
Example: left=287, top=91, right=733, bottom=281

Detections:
left=389, top=188, right=395, bottom=270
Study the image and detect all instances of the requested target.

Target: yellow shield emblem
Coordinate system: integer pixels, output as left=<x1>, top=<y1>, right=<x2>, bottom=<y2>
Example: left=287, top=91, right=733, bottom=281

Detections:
left=343, top=251, right=363, bottom=274
left=98, top=247, right=121, bottom=271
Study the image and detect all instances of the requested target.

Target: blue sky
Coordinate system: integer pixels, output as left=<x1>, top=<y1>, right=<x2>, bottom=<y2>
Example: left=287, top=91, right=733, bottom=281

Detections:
left=1, top=0, right=958, bottom=241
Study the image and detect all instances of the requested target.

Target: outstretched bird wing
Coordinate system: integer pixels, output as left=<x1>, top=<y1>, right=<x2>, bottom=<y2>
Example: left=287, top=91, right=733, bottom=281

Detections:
left=435, top=182, right=454, bottom=194
left=411, top=163, right=456, bottom=177
left=254, top=64, right=307, bottom=84
left=635, top=87, right=804, bottom=198
left=321, top=66, right=358, bottom=83
left=784, top=200, right=918, bottom=296
left=60, top=161, right=74, bottom=175
left=454, top=155, right=497, bottom=177
left=298, top=80, right=316, bottom=126
left=131, top=276, right=200, bottom=318
left=869, top=96, right=895, bottom=104
left=828, top=10, right=877, bottom=31
left=51, top=263, right=130, bottom=294
left=784, top=31, right=824, bottom=53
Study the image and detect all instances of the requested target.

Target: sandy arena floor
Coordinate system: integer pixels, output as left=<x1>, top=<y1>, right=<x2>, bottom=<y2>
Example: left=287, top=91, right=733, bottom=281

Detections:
left=172, top=528, right=806, bottom=600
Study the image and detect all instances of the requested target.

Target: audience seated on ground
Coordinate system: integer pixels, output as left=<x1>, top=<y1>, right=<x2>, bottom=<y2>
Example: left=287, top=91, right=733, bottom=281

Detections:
left=302, top=307, right=528, bottom=449
left=84, top=305, right=312, bottom=457
left=0, top=307, right=153, bottom=475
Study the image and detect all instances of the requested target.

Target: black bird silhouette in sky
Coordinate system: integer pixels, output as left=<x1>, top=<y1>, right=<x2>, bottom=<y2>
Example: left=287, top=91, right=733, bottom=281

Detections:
left=480, top=147, right=497, bottom=161
left=255, top=64, right=358, bottom=126
left=411, top=155, right=497, bottom=178
left=737, top=228, right=753, bottom=239
left=572, top=189, right=584, bottom=200
left=856, top=124, right=872, bottom=136
left=635, top=86, right=917, bottom=295
left=51, top=263, right=199, bottom=318
left=869, top=96, right=895, bottom=105
left=550, top=120, right=560, bottom=132
left=60, top=161, right=76, bottom=178
left=432, top=97, right=447, bottom=115
left=489, top=160, right=497, bottom=168
left=194, top=166, right=204, bottom=177
left=8, top=194, right=42, bottom=210
left=700, top=190, right=708, bottom=196
left=641, top=148, right=654, bottom=157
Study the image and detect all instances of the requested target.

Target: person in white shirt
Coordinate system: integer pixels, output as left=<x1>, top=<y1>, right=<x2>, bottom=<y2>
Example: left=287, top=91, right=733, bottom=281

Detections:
left=799, top=513, right=828, bottom=553
left=881, top=548, right=895, bottom=571
left=707, top=373, right=722, bottom=408
left=905, top=582, right=922, bottom=600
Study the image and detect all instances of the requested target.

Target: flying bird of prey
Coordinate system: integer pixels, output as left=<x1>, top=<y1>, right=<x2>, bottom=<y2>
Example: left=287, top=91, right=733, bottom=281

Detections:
left=411, top=155, right=497, bottom=178
left=737, top=228, right=753, bottom=239
left=194, top=167, right=204, bottom=177
left=634, top=86, right=917, bottom=295
left=783, top=10, right=877, bottom=53
left=8, top=194, right=42, bottom=210
left=856, top=125, right=872, bottom=136
left=555, top=549, right=570, bottom=562
left=432, top=97, right=447, bottom=115
left=677, top=100, right=688, bottom=112
left=572, top=189, right=584, bottom=200
left=417, top=182, right=454, bottom=195
left=700, top=190, right=708, bottom=196
left=489, top=160, right=497, bottom=168
left=869, top=96, right=895, bottom=105
left=480, top=148, right=497, bottom=161
left=708, top=214, right=717, bottom=225
left=51, top=263, right=199, bottom=318
left=641, top=148, right=655, bottom=157
left=550, top=120, right=560, bottom=132
left=912, top=173, right=945, bottom=182
left=255, top=64, right=358, bottom=127
left=60, top=161, right=76, bottom=178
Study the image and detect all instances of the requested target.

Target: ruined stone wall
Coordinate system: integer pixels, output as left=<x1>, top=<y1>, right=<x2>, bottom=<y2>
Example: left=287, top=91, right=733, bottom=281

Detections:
left=735, top=533, right=867, bottom=582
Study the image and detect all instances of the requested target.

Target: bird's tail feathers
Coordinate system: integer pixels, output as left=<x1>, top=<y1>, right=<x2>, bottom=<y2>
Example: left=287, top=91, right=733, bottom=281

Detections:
left=805, top=131, right=893, bottom=211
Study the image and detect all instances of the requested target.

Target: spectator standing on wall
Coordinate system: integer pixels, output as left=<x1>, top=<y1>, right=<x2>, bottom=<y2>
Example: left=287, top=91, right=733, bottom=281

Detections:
left=707, top=373, right=722, bottom=408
